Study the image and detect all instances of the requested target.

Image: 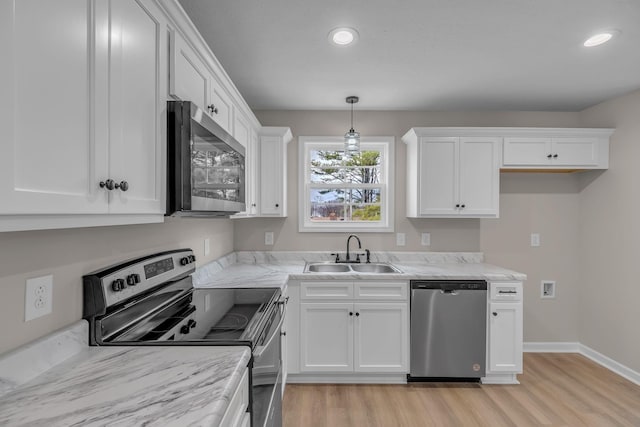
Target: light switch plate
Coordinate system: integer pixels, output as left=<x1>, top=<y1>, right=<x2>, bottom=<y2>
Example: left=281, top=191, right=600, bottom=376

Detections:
left=204, top=238, right=210, bottom=256
left=25, top=275, right=53, bottom=321
left=421, top=232, right=431, bottom=246
left=396, top=232, right=406, bottom=246
left=265, top=231, right=274, bottom=245
left=530, top=233, right=540, bottom=247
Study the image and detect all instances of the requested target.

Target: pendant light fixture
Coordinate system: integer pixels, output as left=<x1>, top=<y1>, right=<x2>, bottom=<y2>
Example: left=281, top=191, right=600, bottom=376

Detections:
left=344, top=96, right=360, bottom=155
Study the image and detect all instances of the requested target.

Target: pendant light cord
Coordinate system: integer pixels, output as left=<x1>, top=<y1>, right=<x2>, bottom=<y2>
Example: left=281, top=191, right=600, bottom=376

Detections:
left=350, top=101, right=354, bottom=131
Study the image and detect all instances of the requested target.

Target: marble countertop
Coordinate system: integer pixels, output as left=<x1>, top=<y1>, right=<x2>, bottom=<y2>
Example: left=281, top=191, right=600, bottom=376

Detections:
left=0, top=323, right=251, bottom=427
left=192, top=251, right=527, bottom=289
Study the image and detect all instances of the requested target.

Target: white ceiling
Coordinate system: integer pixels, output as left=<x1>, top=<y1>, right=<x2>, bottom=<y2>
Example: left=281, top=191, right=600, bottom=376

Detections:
left=178, top=0, right=640, bottom=111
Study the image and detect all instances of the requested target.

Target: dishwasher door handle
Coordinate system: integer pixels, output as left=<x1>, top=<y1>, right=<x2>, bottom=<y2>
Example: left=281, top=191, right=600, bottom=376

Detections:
left=440, top=289, right=458, bottom=295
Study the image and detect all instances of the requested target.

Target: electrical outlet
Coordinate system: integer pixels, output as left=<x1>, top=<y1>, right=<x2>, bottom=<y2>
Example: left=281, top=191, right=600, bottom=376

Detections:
left=204, top=238, right=210, bottom=256
left=530, top=233, right=541, bottom=247
left=396, top=232, right=406, bottom=246
left=25, top=275, right=53, bottom=321
left=421, top=232, right=431, bottom=246
left=265, top=231, right=274, bottom=245
left=541, top=280, right=556, bottom=298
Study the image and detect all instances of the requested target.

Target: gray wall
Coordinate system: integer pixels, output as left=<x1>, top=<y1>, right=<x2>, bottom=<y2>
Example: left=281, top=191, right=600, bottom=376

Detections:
left=579, top=89, right=640, bottom=373
left=239, top=109, right=583, bottom=343
left=0, top=218, right=233, bottom=354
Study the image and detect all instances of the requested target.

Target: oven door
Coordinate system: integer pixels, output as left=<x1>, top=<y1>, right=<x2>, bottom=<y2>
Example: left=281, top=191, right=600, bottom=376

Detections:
left=251, top=299, right=285, bottom=427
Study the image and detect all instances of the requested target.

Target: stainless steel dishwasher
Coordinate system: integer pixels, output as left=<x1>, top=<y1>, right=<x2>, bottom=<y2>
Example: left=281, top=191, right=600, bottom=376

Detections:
left=409, top=280, right=487, bottom=380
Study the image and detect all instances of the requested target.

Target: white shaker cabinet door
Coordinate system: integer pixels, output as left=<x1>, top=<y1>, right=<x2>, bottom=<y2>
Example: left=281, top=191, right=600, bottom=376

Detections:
left=502, top=137, right=551, bottom=166
left=0, top=0, right=108, bottom=214
left=209, top=77, right=233, bottom=134
left=551, top=137, right=599, bottom=166
left=259, top=136, right=285, bottom=216
left=417, top=137, right=459, bottom=215
left=170, top=31, right=209, bottom=112
left=300, top=303, right=353, bottom=372
left=458, top=137, right=500, bottom=217
left=354, top=303, right=408, bottom=373
left=99, top=0, right=165, bottom=214
left=488, top=302, right=523, bottom=373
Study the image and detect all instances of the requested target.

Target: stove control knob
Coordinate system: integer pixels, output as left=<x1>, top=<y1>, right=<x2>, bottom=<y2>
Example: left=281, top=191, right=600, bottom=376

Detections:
left=180, top=257, right=189, bottom=266
left=180, top=324, right=190, bottom=334
left=189, top=255, right=196, bottom=263
left=126, top=274, right=137, bottom=286
left=133, top=274, right=141, bottom=284
left=111, top=279, right=125, bottom=292
left=187, top=319, right=197, bottom=329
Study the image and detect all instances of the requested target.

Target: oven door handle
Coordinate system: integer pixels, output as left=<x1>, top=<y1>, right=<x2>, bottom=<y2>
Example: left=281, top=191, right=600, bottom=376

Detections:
left=254, top=302, right=287, bottom=358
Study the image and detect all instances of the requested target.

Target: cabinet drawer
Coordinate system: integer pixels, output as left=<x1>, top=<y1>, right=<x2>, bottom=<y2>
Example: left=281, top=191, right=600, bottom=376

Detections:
left=490, top=282, right=522, bottom=301
left=220, top=367, right=249, bottom=427
left=354, top=282, right=408, bottom=300
left=300, top=282, right=353, bottom=300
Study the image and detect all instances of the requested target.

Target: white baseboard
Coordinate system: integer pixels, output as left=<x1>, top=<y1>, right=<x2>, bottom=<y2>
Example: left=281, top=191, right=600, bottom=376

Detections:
left=579, top=344, right=640, bottom=386
left=523, top=342, right=580, bottom=353
left=524, top=341, right=640, bottom=386
left=287, top=373, right=406, bottom=384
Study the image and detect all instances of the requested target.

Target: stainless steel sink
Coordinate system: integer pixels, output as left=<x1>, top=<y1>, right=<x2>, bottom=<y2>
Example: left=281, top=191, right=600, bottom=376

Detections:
left=303, top=262, right=401, bottom=274
left=305, top=263, right=351, bottom=273
left=350, top=263, right=401, bottom=273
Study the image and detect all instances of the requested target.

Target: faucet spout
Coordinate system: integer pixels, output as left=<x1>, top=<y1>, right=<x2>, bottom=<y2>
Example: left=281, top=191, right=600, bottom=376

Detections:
left=346, top=234, right=362, bottom=262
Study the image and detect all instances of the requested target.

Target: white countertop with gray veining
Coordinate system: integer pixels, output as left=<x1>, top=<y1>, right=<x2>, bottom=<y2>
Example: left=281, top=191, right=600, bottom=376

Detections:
left=0, top=322, right=251, bottom=427
left=192, top=251, right=527, bottom=289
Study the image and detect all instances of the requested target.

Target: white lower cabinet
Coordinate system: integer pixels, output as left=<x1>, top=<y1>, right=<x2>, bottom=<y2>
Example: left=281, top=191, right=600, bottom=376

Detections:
left=485, top=281, right=523, bottom=383
left=354, top=303, right=408, bottom=372
left=488, top=302, right=523, bottom=372
left=300, top=302, right=354, bottom=372
left=219, top=367, right=249, bottom=427
left=292, top=281, right=409, bottom=378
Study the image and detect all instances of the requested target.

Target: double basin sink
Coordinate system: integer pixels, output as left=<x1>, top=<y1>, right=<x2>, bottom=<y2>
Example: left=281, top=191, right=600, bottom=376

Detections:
left=304, top=262, right=402, bottom=274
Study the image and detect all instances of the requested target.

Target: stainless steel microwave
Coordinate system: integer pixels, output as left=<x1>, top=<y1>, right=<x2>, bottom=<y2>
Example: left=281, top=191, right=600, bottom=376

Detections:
left=167, top=101, right=245, bottom=217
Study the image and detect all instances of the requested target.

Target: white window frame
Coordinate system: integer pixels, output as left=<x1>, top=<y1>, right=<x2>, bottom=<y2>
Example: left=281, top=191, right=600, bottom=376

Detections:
left=298, top=136, right=394, bottom=232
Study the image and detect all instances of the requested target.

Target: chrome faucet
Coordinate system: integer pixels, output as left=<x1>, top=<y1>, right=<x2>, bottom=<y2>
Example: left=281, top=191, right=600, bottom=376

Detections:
left=346, top=234, right=361, bottom=263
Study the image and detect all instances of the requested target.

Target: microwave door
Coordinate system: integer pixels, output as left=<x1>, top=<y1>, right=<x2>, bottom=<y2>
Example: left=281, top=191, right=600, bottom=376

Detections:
left=191, top=132, right=245, bottom=213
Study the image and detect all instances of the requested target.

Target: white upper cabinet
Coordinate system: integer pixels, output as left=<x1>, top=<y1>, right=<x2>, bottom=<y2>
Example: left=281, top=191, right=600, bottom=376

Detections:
left=98, top=0, right=166, bottom=215
left=233, top=111, right=251, bottom=148
left=403, top=129, right=500, bottom=218
left=258, top=127, right=293, bottom=217
left=169, top=30, right=209, bottom=111
left=0, top=0, right=166, bottom=231
left=501, top=129, right=613, bottom=169
left=0, top=0, right=105, bottom=216
left=169, top=31, right=232, bottom=134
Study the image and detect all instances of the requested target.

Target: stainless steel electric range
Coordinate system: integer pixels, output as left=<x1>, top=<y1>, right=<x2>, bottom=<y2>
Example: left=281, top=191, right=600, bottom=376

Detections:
left=82, top=249, right=284, bottom=427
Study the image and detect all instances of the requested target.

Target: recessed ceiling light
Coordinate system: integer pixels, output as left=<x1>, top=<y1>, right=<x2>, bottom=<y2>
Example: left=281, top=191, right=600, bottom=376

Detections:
left=583, top=30, right=619, bottom=47
left=328, top=27, right=359, bottom=46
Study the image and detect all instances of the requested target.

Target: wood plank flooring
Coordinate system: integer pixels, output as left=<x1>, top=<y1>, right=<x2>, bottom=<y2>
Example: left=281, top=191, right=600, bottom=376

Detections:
left=283, top=353, right=640, bottom=427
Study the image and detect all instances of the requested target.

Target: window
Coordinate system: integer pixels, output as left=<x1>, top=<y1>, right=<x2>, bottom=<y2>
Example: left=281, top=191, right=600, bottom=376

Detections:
left=299, top=136, right=394, bottom=232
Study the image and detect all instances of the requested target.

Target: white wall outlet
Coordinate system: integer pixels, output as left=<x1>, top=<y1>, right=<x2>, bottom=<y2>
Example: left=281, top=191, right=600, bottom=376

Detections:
left=265, top=231, right=274, bottom=245
left=204, top=238, right=210, bottom=256
left=25, top=275, right=53, bottom=321
left=396, top=232, right=406, bottom=246
left=421, top=232, right=431, bottom=246
left=541, top=280, right=556, bottom=298
left=530, top=233, right=541, bottom=247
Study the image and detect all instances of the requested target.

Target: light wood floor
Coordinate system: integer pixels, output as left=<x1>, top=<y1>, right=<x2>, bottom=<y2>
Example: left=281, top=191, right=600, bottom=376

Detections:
left=283, top=353, right=640, bottom=427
